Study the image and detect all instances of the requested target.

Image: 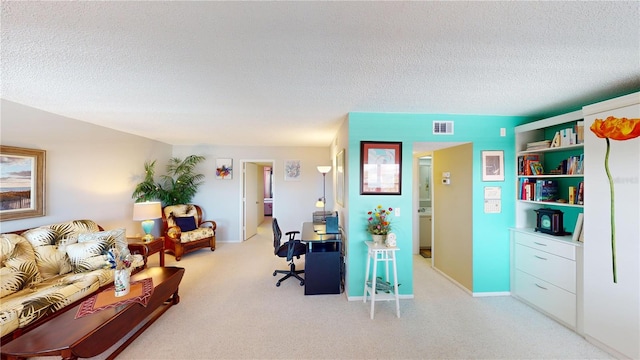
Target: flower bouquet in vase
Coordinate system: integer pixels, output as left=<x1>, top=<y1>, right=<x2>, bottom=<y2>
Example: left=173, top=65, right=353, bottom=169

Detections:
left=109, top=247, right=133, bottom=297
left=366, top=205, right=393, bottom=245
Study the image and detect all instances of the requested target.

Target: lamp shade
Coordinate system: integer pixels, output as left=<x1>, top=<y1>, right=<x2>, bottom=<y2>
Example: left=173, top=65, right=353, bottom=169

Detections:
left=132, top=201, right=162, bottom=221
left=317, top=165, right=332, bottom=174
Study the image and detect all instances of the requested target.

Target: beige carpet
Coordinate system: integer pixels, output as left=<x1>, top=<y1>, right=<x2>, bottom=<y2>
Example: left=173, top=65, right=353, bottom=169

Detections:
left=39, top=219, right=612, bottom=359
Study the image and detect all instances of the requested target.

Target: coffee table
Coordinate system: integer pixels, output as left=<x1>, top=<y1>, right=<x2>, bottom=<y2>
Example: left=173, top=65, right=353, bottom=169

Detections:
left=1, top=266, right=185, bottom=360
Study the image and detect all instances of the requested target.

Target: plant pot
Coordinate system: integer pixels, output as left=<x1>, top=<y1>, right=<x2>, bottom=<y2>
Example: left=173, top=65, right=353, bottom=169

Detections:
left=371, top=234, right=387, bottom=245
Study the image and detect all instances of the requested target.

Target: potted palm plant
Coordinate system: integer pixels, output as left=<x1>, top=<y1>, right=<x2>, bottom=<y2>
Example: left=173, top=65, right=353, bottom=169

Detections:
left=132, top=155, right=206, bottom=206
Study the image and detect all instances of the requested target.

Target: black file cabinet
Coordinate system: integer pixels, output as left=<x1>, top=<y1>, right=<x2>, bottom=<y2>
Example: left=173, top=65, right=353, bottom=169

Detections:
left=304, top=241, right=343, bottom=295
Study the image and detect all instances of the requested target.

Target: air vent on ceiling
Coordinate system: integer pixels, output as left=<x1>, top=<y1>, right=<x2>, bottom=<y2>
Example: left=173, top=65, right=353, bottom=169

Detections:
left=433, top=121, right=454, bottom=135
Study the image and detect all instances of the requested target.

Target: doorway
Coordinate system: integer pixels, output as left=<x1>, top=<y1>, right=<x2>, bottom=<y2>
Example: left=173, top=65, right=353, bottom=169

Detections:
left=413, top=141, right=474, bottom=291
left=240, top=159, right=275, bottom=241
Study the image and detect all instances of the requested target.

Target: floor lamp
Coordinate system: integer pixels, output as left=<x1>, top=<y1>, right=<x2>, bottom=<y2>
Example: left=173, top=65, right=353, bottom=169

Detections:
left=317, top=165, right=332, bottom=222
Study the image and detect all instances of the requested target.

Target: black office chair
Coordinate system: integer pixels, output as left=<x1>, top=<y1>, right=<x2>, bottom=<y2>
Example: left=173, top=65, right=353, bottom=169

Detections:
left=272, top=218, right=306, bottom=287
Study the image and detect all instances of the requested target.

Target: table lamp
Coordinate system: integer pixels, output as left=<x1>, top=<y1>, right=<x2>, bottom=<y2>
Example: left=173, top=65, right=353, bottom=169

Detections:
left=132, top=201, right=162, bottom=242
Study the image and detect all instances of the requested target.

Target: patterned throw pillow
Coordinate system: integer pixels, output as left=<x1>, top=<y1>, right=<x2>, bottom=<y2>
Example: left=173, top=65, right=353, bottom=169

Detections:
left=66, top=228, right=125, bottom=273
left=0, top=234, right=42, bottom=296
left=21, top=228, right=74, bottom=279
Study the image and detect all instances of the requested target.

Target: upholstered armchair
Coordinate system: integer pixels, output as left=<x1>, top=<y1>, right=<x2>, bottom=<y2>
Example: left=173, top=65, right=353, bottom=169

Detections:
left=161, top=204, right=216, bottom=261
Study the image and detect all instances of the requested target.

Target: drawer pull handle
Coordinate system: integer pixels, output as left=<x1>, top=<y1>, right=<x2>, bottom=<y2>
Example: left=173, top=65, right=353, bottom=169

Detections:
left=533, top=242, right=547, bottom=246
left=535, top=283, right=548, bottom=290
left=534, top=255, right=548, bottom=260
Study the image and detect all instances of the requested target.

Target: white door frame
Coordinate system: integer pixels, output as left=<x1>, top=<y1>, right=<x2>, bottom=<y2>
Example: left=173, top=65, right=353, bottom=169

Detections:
left=239, top=159, right=275, bottom=241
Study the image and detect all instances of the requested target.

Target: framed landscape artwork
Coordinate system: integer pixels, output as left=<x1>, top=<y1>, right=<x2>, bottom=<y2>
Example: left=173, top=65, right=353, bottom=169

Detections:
left=0, top=146, right=46, bottom=221
left=360, top=141, right=402, bottom=195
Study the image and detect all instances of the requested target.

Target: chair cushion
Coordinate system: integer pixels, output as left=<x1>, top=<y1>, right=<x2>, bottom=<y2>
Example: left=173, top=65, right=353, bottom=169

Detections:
left=174, top=216, right=197, bottom=232
left=180, top=227, right=214, bottom=243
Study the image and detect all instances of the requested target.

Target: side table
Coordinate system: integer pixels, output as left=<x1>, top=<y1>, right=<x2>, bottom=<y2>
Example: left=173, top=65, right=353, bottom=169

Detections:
left=128, top=237, right=165, bottom=267
left=363, top=241, right=400, bottom=319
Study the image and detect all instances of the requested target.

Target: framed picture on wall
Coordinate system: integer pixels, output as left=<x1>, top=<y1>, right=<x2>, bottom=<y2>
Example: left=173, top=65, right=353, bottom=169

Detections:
left=215, top=158, right=233, bottom=179
left=360, top=141, right=402, bottom=195
left=336, top=149, right=345, bottom=206
left=482, top=150, right=504, bottom=181
left=284, top=159, right=301, bottom=181
left=0, top=145, right=46, bottom=221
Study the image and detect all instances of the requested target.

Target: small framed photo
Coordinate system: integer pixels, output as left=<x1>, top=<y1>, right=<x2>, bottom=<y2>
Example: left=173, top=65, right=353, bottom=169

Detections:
left=360, top=141, right=402, bottom=195
left=482, top=150, right=504, bottom=182
left=284, top=160, right=301, bottom=181
left=0, top=145, right=46, bottom=221
left=216, top=158, right=233, bottom=180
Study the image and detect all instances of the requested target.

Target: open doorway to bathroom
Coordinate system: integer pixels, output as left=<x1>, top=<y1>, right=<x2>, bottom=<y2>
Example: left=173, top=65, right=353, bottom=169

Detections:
left=417, top=155, right=432, bottom=259
left=413, top=141, right=474, bottom=291
left=241, top=160, right=274, bottom=241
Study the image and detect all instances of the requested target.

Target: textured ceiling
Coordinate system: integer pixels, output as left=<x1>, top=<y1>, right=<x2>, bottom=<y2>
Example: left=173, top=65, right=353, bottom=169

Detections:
left=1, top=1, right=639, bottom=147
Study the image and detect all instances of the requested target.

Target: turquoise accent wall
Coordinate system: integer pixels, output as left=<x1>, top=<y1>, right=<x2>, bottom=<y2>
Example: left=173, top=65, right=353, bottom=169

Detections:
left=347, top=112, right=529, bottom=296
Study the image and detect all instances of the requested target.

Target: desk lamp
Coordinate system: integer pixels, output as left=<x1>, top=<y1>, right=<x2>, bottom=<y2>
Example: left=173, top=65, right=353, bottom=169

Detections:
left=316, top=166, right=332, bottom=222
left=132, top=201, right=162, bottom=242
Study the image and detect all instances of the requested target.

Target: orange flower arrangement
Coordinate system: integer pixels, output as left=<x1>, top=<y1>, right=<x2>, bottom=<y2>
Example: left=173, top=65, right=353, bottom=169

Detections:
left=590, top=116, right=640, bottom=283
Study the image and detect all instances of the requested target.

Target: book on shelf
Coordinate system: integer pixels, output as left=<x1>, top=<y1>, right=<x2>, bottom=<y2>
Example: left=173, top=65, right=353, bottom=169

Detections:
left=561, top=127, right=577, bottom=146
left=520, top=178, right=532, bottom=200
left=558, top=154, right=583, bottom=175
left=568, top=186, right=576, bottom=204
left=519, top=178, right=557, bottom=202
left=577, top=181, right=584, bottom=205
left=530, top=161, right=544, bottom=175
left=576, top=121, right=584, bottom=144
left=535, top=180, right=558, bottom=202
left=550, top=131, right=561, bottom=148
left=572, top=213, right=584, bottom=242
left=525, top=140, right=551, bottom=151
left=518, top=154, right=540, bottom=175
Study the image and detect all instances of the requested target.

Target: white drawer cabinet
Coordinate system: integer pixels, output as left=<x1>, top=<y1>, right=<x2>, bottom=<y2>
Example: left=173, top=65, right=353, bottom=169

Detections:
left=510, top=229, right=582, bottom=330
left=515, top=242, right=576, bottom=293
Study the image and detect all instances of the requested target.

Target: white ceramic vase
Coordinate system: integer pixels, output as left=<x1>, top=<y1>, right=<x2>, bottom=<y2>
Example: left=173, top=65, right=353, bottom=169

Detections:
left=114, top=269, right=131, bottom=297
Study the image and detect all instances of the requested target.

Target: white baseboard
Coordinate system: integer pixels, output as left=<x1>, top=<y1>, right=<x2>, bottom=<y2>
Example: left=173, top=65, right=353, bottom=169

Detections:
left=472, top=291, right=511, bottom=297
left=432, top=266, right=472, bottom=295
left=347, top=294, right=414, bottom=302
left=583, top=334, right=633, bottom=359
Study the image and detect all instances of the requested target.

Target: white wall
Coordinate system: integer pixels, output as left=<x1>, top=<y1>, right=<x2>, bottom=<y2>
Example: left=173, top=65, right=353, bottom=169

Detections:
left=0, top=99, right=338, bottom=243
left=171, top=145, right=334, bottom=242
left=583, top=93, right=640, bottom=359
left=0, top=99, right=172, bottom=234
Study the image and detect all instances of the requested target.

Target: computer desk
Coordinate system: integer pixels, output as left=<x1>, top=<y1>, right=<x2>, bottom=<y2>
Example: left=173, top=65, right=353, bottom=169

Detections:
left=300, top=222, right=343, bottom=295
